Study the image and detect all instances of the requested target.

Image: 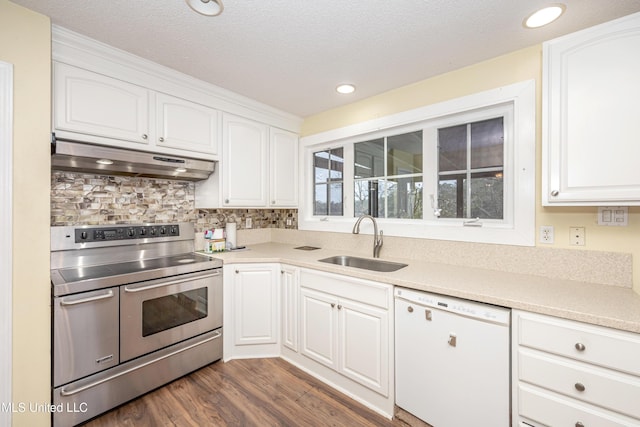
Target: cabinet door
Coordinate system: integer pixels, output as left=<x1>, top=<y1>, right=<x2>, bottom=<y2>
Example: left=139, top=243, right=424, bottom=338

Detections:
left=543, top=14, right=640, bottom=205
left=300, top=287, right=338, bottom=369
left=232, top=265, right=278, bottom=346
left=338, top=299, right=389, bottom=396
left=222, top=114, right=268, bottom=207
left=53, top=63, right=150, bottom=145
left=155, top=93, right=219, bottom=157
left=280, top=265, right=299, bottom=352
left=269, top=128, right=299, bottom=207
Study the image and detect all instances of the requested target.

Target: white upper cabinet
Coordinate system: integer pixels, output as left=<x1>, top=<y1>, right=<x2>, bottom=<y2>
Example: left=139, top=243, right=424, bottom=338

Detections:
left=54, top=63, right=221, bottom=160
left=542, top=13, right=640, bottom=205
left=219, top=113, right=299, bottom=208
left=54, top=62, right=150, bottom=146
left=222, top=114, right=269, bottom=207
left=269, top=128, right=299, bottom=207
left=155, top=93, right=219, bottom=156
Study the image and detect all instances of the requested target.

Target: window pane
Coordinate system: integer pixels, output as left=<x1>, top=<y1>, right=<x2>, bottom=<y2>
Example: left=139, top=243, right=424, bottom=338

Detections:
left=314, top=183, right=327, bottom=215
left=438, top=124, right=467, bottom=172
left=354, top=180, right=370, bottom=216
left=470, top=172, right=503, bottom=219
left=355, top=139, right=384, bottom=178
left=314, top=151, right=330, bottom=183
left=438, top=175, right=466, bottom=218
left=471, top=118, right=503, bottom=169
left=387, top=131, right=423, bottom=176
left=329, top=182, right=343, bottom=216
left=330, top=148, right=344, bottom=180
left=385, top=177, right=423, bottom=219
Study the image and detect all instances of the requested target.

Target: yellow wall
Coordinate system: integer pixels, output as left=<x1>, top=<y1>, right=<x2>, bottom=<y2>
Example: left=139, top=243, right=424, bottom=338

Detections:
left=301, top=45, right=640, bottom=293
left=0, top=1, right=51, bottom=426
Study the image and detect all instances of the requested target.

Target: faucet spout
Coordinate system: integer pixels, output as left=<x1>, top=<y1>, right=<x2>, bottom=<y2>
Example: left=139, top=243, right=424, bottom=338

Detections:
left=352, top=215, right=384, bottom=258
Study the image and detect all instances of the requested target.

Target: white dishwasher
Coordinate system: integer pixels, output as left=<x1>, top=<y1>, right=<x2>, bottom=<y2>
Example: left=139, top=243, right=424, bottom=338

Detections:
left=395, top=287, right=511, bottom=427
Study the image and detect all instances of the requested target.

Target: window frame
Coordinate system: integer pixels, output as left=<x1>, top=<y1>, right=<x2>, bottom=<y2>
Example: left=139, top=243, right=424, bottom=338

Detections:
left=299, top=80, right=536, bottom=246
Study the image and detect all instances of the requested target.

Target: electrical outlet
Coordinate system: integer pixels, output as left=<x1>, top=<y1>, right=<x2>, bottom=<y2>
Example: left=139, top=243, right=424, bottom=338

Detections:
left=570, top=226, right=585, bottom=246
left=540, top=226, right=554, bottom=244
left=245, top=217, right=252, bottom=229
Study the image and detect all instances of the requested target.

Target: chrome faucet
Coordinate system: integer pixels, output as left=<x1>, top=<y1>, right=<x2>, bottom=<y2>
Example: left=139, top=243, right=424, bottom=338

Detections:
left=352, top=215, right=383, bottom=258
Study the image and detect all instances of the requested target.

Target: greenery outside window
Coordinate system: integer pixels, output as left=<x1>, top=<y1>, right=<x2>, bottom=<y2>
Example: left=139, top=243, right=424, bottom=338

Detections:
left=354, top=131, right=423, bottom=219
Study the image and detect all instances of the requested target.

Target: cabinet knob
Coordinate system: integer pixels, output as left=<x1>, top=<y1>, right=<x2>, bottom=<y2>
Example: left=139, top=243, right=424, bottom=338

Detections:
left=550, top=190, right=559, bottom=197
left=225, top=199, right=229, bottom=204
left=575, top=342, right=586, bottom=352
left=281, top=270, right=284, bottom=274
left=159, top=137, right=164, bottom=142
left=142, top=134, right=148, bottom=140
left=235, top=269, right=239, bottom=274
left=331, top=303, right=336, bottom=308
left=407, top=306, right=414, bottom=313
left=337, top=304, right=342, bottom=310
left=575, top=422, right=585, bottom=427
left=574, top=382, right=586, bottom=392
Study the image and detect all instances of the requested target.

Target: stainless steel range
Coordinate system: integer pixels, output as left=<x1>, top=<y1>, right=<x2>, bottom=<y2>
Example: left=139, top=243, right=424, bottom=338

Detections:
left=50, top=222, right=223, bottom=427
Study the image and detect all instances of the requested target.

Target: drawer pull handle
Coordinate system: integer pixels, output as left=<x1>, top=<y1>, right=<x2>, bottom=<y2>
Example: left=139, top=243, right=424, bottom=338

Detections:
left=575, top=422, right=585, bottom=427
left=425, top=309, right=432, bottom=321
left=575, top=382, right=586, bottom=392
left=575, top=342, right=586, bottom=351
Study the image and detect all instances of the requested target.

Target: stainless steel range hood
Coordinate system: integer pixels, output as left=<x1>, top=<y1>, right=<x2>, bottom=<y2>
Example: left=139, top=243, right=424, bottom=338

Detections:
left=51, top=136, right=215, bottom=181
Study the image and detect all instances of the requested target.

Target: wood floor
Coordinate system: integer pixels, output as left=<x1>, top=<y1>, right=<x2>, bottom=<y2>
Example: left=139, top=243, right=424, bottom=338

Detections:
left=82, top=357, right=416, bottom=427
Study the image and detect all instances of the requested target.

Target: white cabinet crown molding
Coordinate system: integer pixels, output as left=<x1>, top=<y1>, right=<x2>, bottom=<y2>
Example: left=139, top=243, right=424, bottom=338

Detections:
left=51, top=25, right=302, bottom=133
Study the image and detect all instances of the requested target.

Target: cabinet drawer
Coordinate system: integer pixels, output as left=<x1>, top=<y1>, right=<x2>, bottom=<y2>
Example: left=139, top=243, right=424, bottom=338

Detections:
left=518, top=312, right=640, bottom=376
left=519, top=348, right=640, bottom=419
left=518, top=383, right=639, bottom=427
left=299, top=269, right=390, bottom=309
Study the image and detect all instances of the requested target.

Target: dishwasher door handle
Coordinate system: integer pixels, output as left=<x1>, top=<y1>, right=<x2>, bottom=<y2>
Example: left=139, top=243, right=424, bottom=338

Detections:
left=448, top=334, right=457, bottom=347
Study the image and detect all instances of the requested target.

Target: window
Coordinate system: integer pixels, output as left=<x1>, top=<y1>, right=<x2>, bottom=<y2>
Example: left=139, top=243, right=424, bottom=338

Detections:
left=313, top=148, right=344, bottom=216
left=354, top=131, right=423, bottom=219
left=437, top=117, right=504, bottom=219
left=300, top=80, right=535, bottom=246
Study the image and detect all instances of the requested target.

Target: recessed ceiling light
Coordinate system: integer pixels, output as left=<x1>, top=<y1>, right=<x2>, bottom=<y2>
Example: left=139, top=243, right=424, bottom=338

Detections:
left=185, top=0, right=224, bottom=17
left=524, top=4, right=565, bottom=28
left=96, top=159, right=114, bottom=165
left=336, top=84, right=355, bottom=94
left=175, top=167, right=188, bottom=173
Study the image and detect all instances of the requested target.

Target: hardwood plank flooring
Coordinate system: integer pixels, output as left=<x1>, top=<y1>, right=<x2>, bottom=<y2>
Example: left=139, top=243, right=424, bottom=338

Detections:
left=82, top=358, right=418, bottom=427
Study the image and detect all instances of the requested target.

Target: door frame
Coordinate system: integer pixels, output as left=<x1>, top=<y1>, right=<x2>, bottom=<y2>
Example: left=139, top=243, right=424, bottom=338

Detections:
left=0, top=60, right=14, bottom=425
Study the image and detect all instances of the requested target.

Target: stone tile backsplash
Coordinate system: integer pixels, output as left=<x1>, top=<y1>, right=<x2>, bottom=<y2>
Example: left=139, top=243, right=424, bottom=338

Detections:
left=51, top=172, right=298, bottom=229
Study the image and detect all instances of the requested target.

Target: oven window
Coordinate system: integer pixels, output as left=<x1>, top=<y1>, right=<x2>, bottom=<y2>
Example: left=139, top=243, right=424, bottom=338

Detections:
left=142, top=287, right=208, bottom=337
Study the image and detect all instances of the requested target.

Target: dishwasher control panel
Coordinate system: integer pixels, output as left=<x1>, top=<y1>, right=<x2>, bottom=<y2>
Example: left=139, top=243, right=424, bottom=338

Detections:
left=394, top=287, right=510, bottom=325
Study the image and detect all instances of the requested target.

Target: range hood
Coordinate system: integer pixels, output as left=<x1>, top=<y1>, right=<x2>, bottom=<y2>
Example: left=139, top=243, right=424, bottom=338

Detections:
left=51, top=137, right=215, bottom=181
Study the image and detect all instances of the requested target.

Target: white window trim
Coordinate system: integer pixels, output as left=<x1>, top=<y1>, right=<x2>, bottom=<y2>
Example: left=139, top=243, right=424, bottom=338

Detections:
left=299, top=80, right=536, bottom=246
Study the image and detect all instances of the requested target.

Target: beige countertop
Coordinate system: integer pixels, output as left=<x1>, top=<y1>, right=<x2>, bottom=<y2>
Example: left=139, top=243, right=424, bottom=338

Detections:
left=201, top=242, right=640, bottom=334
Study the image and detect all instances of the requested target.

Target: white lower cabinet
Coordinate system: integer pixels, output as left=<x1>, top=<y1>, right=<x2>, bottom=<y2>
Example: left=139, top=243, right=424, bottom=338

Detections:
left=512, top=310, right=640, bottom=427
left=223, top=264, right=279, bottom=359
left=280, top=265, right=298, bottom=352
left=290, top=268, right=394, bottom=417
left=225, top=262, right=394, bottom=418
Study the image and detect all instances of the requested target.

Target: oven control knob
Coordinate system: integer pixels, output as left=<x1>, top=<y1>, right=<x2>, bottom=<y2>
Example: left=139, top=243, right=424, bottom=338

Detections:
left=150, top=228, right=156, bottom=236
left=128, top=228, right=135, bottom=237
left=169, top=226, right=177, bottom=235
left=160, top=227, right=166, bottom=235
left=80, top=231, right=88, bottom=240
left=139, top=228, right=147, bottom=236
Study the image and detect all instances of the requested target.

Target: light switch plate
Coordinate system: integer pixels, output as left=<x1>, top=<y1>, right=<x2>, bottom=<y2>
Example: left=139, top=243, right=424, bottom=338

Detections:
left=598, top=206, right=628, bottom=226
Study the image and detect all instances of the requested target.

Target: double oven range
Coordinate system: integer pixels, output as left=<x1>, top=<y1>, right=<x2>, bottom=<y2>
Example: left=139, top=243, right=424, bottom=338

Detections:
left=50, top=223, right=223, bottom=426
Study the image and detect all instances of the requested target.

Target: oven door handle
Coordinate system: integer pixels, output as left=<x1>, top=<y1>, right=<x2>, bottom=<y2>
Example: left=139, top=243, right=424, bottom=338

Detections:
left=123, top=270, right=221, bottom=293
left=60, top=289, right=115, bottom=306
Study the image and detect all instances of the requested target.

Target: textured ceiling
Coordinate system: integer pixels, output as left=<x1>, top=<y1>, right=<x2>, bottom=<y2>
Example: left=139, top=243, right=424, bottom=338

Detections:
left=10, top=0, right=640, bottom=118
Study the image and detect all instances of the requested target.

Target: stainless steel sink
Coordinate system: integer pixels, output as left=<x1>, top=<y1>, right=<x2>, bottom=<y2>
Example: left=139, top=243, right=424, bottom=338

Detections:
left=318, top=255, right=407, bottom=272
